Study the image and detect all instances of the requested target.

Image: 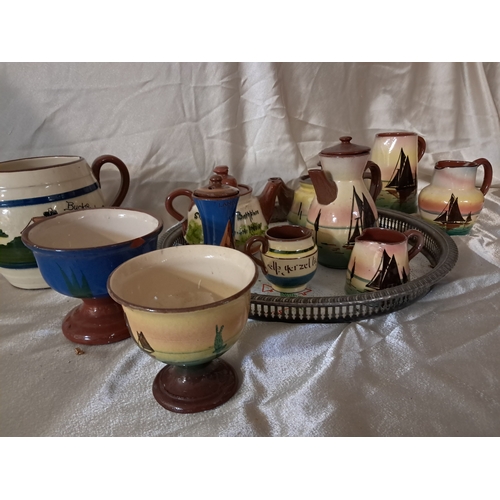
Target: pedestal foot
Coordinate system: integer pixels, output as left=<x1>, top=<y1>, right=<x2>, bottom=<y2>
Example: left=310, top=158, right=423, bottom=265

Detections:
left=152, top=358, right=239, bottom=413
left=62, top=296, right=130, bottom=345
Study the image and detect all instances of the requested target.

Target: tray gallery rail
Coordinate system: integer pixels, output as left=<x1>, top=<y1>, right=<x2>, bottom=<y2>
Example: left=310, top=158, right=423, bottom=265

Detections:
left=159, top=209, right=459, bottom=323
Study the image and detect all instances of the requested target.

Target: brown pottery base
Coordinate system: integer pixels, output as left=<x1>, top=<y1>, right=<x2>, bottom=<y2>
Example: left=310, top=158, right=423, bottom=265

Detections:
left=152, top=358, right=239, bottom=413
left=61, top=296, right=130, bottom=345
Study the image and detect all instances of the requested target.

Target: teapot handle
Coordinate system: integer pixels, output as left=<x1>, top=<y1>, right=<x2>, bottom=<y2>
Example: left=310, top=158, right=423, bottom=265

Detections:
left=91, top=155, right=130, bottom=207
left=244, top=236, right=269, bottom=274
left=404, top=229, right=425, bottom=261
left=365, top=161, right=382, bottom=201
left=417, top=136, right=427, bottom=161
left=472, top=158, right=493, bottom=196
left=165, top=189, right=194, bottom=222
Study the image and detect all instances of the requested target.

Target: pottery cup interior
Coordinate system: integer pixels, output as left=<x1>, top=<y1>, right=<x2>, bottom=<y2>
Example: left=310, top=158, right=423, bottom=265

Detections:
left=21, top=207, right=163, bottom=300
left=23, top=207, right=161, bottom=250
left=107, top=245, right=258, bottom=365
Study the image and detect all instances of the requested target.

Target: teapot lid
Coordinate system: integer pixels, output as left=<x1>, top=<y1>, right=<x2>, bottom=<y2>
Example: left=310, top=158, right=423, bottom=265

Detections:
left=194, top=175, right=240, bottom=199
left=320, top=136, right=370, bottom=157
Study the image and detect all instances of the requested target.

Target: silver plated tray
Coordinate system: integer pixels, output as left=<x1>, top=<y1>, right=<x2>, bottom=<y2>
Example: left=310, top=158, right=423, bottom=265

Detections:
left=158, top=209, right=459, bottom=323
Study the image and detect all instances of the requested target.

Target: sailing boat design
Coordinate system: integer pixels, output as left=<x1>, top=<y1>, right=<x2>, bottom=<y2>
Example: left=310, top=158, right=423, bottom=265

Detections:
left=366, top=250, right=407, bottom=291
left=137, top=331, right=154, bottom=353
left=433, top=193, right=469, bottom=229
left=386, top=148, right=416, bottom=202
left=345, top=186, right=377, bottom=248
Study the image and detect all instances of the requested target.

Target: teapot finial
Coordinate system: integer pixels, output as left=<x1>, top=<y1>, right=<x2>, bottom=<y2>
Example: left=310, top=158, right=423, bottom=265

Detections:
left=339, top=136, right=352, bottom=143
left=208, top=174, right=223, bottom=190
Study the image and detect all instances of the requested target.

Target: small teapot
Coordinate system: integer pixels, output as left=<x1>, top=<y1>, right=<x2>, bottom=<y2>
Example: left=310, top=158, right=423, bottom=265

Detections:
left=306, top=136, right=382, bottom=269
left=166, top=166, right=285, bottom=250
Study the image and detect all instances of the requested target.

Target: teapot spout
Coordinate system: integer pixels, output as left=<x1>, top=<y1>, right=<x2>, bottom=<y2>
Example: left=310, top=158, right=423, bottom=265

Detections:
left=308, top=167, right=338, bottom=205
left=258, top=177, right=284, bottom=223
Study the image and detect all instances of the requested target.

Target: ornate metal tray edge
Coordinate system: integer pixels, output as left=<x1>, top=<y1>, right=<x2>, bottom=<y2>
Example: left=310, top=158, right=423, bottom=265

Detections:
left=158, top=209, right=459, bottom=323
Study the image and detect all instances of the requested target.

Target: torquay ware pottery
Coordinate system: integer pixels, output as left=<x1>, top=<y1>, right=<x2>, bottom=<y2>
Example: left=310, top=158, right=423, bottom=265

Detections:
left=306, top=136, right=382, bottom=269
left=0, top=155, right=130, bottom=289
left=189, top=174, right=240, bottom=247
left=21, top=207, right=162, bottom=345
left=370, top=132, right=426, bottom=214
left=165, top=166, right=286, bottom=250
left=244, top=224, right=318, bottom=293
left=345, top=227, right=425, bottom=294
left=286, top=174, right=316, bottom=227
left=418, top=158, right=493, bottom=235
left=107, top=245, right=258, bottom=414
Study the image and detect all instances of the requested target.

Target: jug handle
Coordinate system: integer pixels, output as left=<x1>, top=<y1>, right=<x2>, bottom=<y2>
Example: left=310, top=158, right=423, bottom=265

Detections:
left=472, top=158, right=493, bottom=196
left=404, top=229, right=425, bottom=261
left=417, top=136, right=427, bottom=161
left=91, top=155, right=130, bottom=207
left=165, top=189, right=194, bottom=222
left=244, top=236, right=269, bottom=274
left=365, top=161, right=382, bottom=201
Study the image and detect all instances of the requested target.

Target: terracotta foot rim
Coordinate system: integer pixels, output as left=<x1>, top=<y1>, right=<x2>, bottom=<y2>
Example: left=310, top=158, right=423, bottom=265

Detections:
left=61, top=297, right=130, bottom=345
left=152, top=358, right=239, bottom=413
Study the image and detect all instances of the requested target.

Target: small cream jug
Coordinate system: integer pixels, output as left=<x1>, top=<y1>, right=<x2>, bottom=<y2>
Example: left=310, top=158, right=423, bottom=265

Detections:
left=345, top=227, right=424, bottom=294
left=0, top=155, right=130, bottom=289
left=418, top=158, right=492, bottom=235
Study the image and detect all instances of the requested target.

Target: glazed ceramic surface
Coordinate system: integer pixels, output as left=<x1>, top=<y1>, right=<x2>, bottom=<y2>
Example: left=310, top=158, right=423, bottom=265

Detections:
left=22, top=207, right=162, bottom=299
left=21, top=208, right=162, bottom=345
left=166, top=172, right=283, bottom=250
left=244, top=225, right=318, bottom=293
left=287, top=175, right=315, bottom=227
left=0, top=155, right=130, bottom=289
left=107, top=245, right=258, bottom=366
left=345, top=227, right=424, bottom=294
left=306, top=137, right=382, bottom=269
left=371, top=132, right=426, bottom=213
left=418, top=158, right=492, bottom=235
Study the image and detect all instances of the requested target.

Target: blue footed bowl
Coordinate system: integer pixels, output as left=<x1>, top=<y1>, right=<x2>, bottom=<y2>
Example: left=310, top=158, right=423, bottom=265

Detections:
left=21, top=207, right=163, bottom=299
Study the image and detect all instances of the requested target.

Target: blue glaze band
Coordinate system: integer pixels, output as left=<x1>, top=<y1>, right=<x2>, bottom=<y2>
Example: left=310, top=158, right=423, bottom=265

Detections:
left=267, top=271, right=316, bottom=289
left=0, top=183, right=100, bottom=208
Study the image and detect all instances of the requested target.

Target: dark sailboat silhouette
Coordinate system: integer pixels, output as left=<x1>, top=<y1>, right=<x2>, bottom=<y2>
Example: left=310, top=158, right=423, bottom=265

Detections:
left=433, top=193, right=468, bottom=229
left=386, top=148, right=416, bottom=203
left=137, top=331, right=154, bottom=353
left=366, top=250, right=405, bottom=291
left=313, top=209, right=321, bottom=245
left=345, top=187, right=377, bottom=248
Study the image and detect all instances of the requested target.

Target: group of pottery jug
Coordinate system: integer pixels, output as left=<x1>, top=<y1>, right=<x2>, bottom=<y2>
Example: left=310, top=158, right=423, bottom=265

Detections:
left=287, top=133, right=492, bottom=266
left=0, top=132, right=493, bottom=291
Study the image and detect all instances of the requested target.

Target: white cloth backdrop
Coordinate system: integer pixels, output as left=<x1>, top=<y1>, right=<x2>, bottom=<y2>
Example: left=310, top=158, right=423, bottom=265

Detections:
left=1, top=62, right=499, bottom=436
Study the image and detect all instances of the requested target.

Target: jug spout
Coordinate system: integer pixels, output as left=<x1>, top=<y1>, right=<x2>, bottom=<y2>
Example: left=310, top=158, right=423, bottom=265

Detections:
left=258, top=177, right=284, bottom=223
left=308, top=167, right=338, bottom=205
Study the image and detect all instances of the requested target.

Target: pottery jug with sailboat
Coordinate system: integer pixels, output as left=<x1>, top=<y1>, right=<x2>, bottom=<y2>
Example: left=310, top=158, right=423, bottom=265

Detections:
left=345, top=227, right=425, bottom=294
left=371, top=132, right=426, bottom=213
left=417, top=158, right=492, bottom=235
left=306, top=136, right=382, bottom=269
